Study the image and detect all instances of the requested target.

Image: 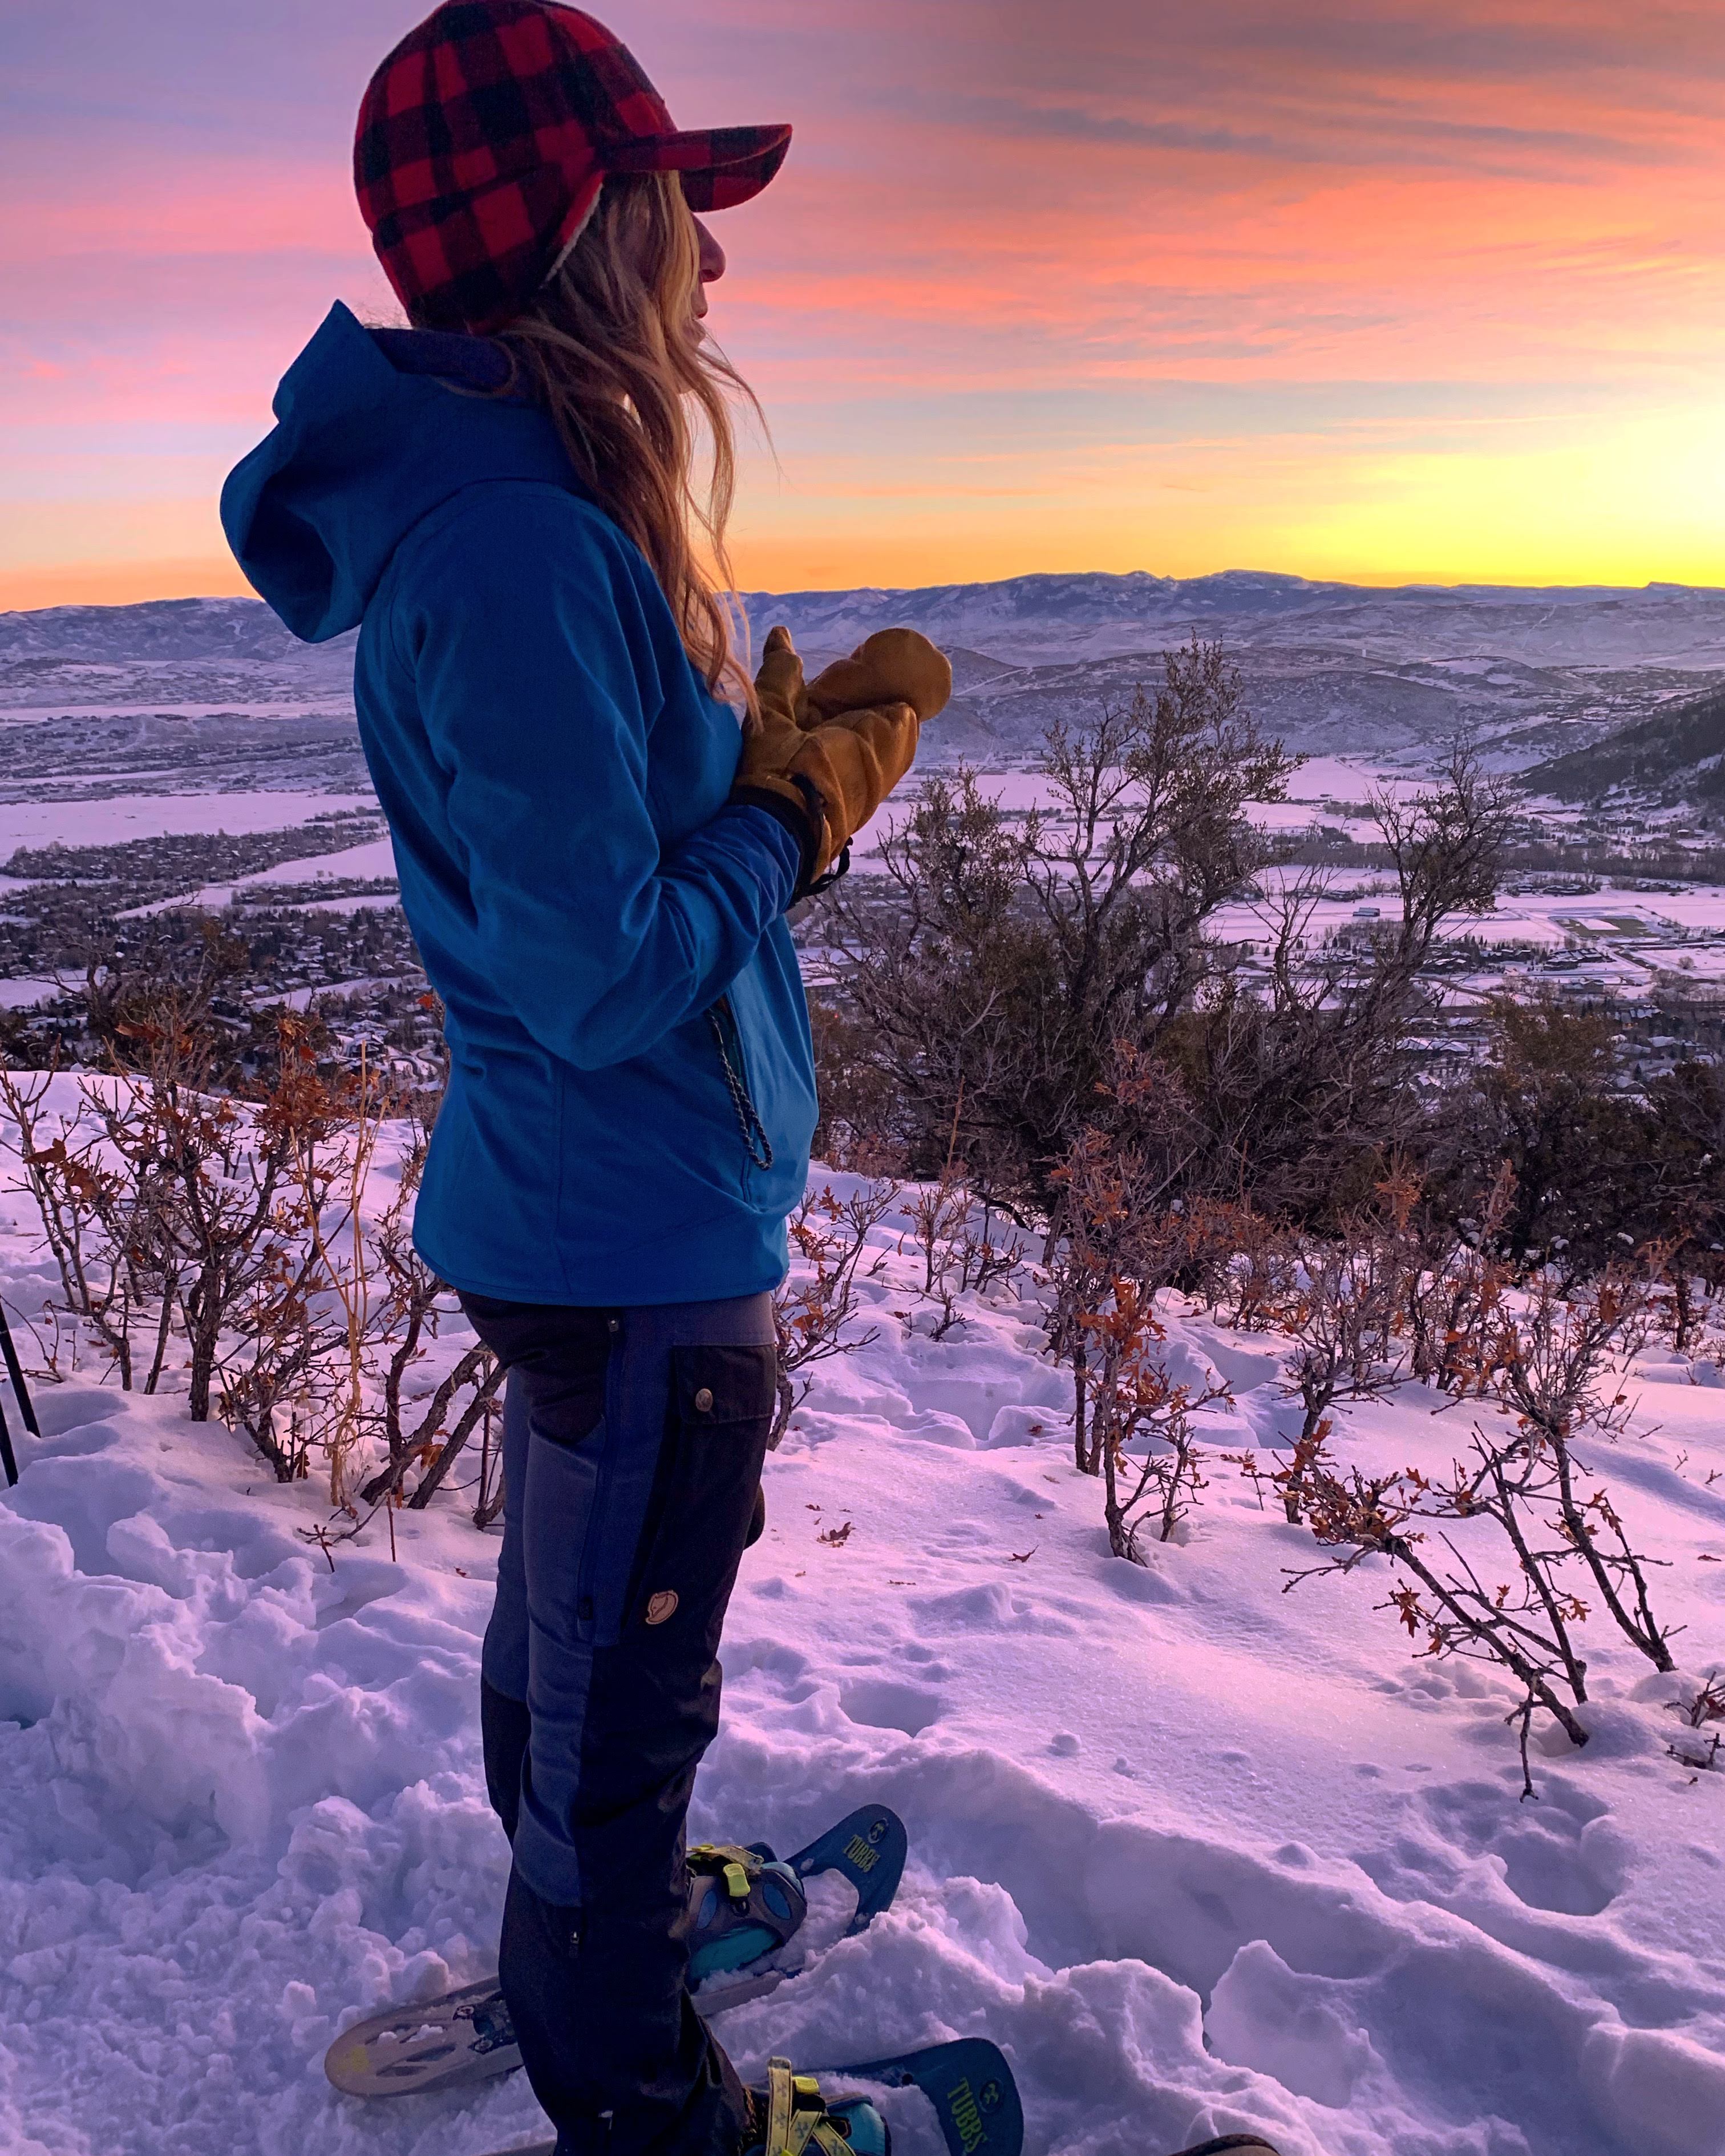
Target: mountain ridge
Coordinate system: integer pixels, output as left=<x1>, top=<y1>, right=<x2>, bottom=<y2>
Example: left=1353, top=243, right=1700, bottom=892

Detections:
left=7, top=577, right=1725, bottom=763
left=10, top=569, right=1725, bottom=660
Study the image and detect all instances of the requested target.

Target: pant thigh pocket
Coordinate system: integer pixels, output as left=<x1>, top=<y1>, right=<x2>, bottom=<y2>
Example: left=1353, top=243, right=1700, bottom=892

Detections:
left=625, top=1344, right=775, bottom=1643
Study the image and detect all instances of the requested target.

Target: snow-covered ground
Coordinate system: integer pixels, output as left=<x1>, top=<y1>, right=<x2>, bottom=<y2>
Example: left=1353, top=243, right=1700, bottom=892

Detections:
left=0, top=792, right=378, bottom=861
left=1208, top=878, right=1725, bottom=953
left=2, top=1145, right=1724, bottom=2156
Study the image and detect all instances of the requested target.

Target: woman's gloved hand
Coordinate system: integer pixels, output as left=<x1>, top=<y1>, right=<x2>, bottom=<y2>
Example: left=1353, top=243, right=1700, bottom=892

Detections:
left=731, top=626, right=924, bottom=899
left=752, top=624, right=953, bottom=730
left=804, top=626, right=952, bottom=726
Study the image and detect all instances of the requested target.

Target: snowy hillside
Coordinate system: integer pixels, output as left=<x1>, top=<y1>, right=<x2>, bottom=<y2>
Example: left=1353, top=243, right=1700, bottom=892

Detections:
left=3, top=1103, right=1724, bottom=2156
left=11, top=577, right=1725, bottom=682
left=0, top=598, right=360, bottom=722
left=1527, top=681, right=1725, bottom=807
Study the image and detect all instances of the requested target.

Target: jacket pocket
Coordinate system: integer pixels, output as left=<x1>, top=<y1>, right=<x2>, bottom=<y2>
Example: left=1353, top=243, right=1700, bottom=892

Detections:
left=625, top=1344, right=775, bottom=1645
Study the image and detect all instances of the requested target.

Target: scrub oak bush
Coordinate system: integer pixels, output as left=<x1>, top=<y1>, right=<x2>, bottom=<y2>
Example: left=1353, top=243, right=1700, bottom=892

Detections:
left=900, top=1173, right=1026, bottom=1340
left=817, top=638, right=1297, bottom=1214
left=1265, top=1188, right=1413, bottom=1523
left=1, top=1008, right=499, bottom=1518
left=1283, top=1255, right=1677, bottom=1794
left=1080, top=1279, right=1229, bottom=1559
left=769, top=1177, right=898, bottom=1448
left=1042, top=1110, right=1205, bottom=1476
left=1034, top=1103, right=1236, bottom=1551
left=811, top=647, right=1519, bottom=1237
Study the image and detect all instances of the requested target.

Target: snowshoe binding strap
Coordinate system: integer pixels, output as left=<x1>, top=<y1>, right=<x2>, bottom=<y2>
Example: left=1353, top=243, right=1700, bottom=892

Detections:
left=687, top=1843, right=807, bottom=1978
left=758, top=2059, right=873, bottom=2156
left=694, top=1842, right=759, bottom=1905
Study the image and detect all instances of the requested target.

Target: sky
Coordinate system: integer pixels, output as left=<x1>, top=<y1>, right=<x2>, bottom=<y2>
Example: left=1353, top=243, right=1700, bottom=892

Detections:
left=5, top=0, right=1725, bottom=607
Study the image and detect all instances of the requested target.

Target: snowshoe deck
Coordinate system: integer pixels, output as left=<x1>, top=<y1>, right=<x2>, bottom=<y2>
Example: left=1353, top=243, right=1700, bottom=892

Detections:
left=830, top=2039, right=1022, bottom=2156
left=325, top=1803, right=908, bottom=2101
left=323, top=1973, right=520, bottom=2098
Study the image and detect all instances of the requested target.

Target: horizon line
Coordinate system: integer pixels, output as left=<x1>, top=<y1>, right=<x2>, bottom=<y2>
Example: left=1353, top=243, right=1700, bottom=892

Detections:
left=7, top=565, right=1725, bottom=621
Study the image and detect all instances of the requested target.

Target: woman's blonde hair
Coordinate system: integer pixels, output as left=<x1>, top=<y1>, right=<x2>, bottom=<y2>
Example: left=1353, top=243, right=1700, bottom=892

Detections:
left=500, top=172, right=758, bottom=711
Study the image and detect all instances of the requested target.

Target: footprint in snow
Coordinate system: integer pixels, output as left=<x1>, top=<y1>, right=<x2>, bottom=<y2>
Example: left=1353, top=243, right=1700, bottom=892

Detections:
left=1364, top=1773, right=1630, bottom=1917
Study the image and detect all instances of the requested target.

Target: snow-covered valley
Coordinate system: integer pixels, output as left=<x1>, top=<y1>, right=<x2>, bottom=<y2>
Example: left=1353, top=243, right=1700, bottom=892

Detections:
left=3, top=1141, right=1724, bottom=2156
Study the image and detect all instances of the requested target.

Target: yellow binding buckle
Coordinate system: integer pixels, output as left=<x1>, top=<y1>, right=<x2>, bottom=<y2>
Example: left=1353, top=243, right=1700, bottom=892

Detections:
left=764, top=2058, right=831, bottom=2156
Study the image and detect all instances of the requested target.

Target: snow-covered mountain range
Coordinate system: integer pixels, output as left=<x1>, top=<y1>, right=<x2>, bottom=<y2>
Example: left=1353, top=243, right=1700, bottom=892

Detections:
left=6, top=573, right=1725, bottom=767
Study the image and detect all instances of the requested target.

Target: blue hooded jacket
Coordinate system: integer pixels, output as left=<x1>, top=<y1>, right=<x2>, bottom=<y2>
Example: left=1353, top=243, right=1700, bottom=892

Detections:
left=221, top=301, right=817, bottom=1304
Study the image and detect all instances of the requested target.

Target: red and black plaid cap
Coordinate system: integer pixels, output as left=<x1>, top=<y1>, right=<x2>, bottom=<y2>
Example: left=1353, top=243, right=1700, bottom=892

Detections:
left=355, top=1, right=791, bottom=333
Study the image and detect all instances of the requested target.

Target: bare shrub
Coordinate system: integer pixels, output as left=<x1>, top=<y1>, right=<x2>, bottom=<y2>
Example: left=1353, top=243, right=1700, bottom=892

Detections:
left=1044, top=1122, right=1197, bottom=1474
left=1269, top=1201, right=1410, bottom=1523
left=358, top=1113, right=451, bottom=1502
left=0, top=995, right=527, bottom=1530
left=1483, top=1273, right=1677, bottom=1675
left=468, top=1394, right=508, bottom=1530
left=770, top=1178, right=898, bottom=1448
left=218, top=1239, right=341, bottom=1482
left=1286, top=1269, right=1676, bottom=1793
left=81, top=1011, right=338, bottom=1426
left=1190, top=1199, right=1288, bottom=1329
left=1169, top=743, right=1513, bottom=1223
left=1667, top=1672, right=1725, bottom=1729
left=1082, top=1278, right=1230, bottom=1559
left=900, top=1172, right=1027, bottom=1340
left=397, top=1348, right=504, bottom=1513
left=807, top=999, right=907, bottom=1174
left=329, top=1107, right=504, bottom=1518
left=1290, top=1452, right=1590, bottom=1795
left=0, top=1059, right=161, bottom=1391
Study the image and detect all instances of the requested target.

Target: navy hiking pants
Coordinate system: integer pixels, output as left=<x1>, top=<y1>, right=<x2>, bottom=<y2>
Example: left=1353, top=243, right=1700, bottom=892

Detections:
left=460, top=1290, right=776, bottom=2156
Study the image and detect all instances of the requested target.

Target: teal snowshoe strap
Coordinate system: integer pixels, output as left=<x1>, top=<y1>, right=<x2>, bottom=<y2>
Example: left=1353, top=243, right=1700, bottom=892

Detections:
left=687, top=1843, right=807, bottom=1980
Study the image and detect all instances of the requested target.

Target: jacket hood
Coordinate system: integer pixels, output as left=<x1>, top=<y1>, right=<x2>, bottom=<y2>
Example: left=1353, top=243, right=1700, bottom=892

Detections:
left=220, top=301, right=578, bottom=643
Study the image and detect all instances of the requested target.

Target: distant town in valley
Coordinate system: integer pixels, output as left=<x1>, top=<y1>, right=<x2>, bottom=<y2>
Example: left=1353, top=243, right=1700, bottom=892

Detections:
left=6, top=572, right=1725, bottom=1084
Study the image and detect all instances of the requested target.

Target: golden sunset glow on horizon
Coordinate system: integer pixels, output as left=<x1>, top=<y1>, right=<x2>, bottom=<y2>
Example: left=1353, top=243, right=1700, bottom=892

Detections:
left=6, top=0, right=1725, bottom=606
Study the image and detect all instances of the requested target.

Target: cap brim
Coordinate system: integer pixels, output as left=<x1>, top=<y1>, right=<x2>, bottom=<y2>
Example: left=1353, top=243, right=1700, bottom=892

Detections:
left=605, top=123, right=791, bottom=212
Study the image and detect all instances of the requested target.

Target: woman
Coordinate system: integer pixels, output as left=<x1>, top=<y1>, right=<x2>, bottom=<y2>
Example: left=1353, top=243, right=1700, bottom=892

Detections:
left=222, top=5, right=948, bottom=2151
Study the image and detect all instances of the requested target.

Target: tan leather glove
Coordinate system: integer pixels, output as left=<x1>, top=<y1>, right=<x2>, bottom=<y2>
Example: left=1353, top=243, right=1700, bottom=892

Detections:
left=752, top=624, right=952, bottom=730
left=732, top=626, right=920, bottom=898
left=804, top=627, right=953, bottom=726
left=753, top=621, right=810, bottom=731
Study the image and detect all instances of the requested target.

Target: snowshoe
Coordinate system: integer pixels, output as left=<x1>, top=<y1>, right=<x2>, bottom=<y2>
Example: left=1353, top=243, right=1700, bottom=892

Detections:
left=745, top=2057, right=890, bottom=2156
left=468, top=2039, right=1017, bottom=2156
left=825, top=2040, right=1020, bottom=2156
left=325, top=1801, right=907, bottom=2098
